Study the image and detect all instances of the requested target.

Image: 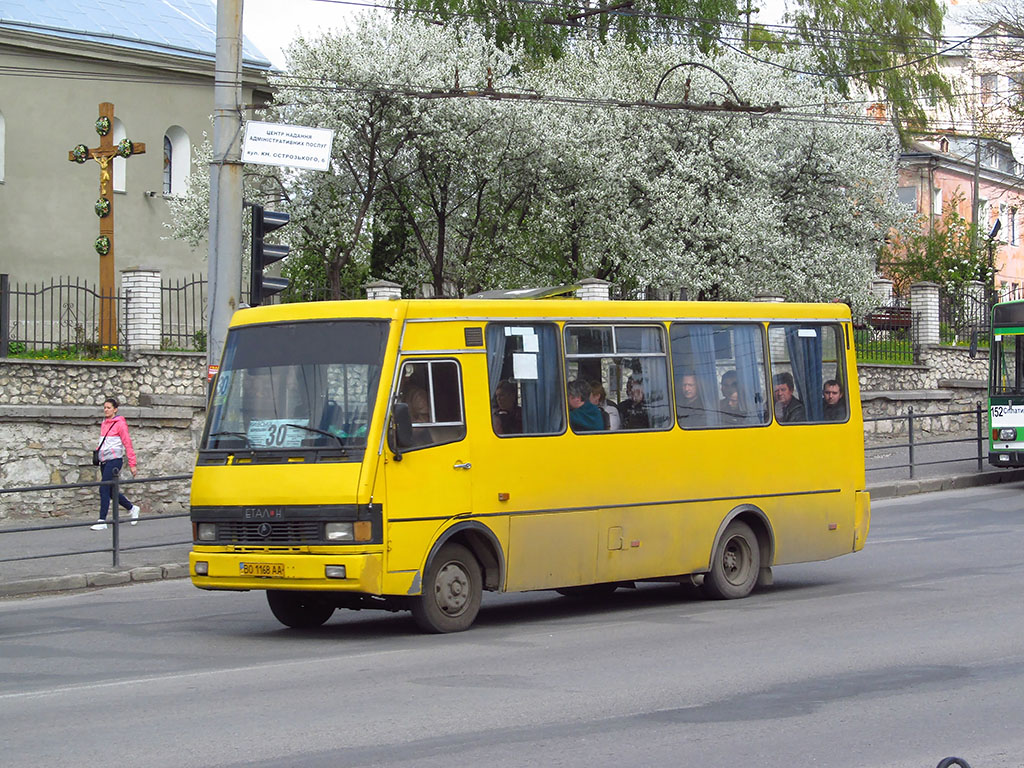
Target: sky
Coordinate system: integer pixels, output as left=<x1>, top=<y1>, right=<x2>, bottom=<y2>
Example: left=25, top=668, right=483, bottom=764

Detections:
left=243, top=0, right=362, bottom=68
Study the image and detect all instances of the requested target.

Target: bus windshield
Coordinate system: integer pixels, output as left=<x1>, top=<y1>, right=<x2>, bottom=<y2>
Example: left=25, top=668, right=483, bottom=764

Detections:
left=992, top=333, right=1024, bottom=395
left=201, top=319, right=389, bottom=459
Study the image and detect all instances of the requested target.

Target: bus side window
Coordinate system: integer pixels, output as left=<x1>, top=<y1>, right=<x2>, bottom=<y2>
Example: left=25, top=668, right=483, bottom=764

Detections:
left=669, top=323, right=769, bottom=428
left=767, top=324, right=847, bottom=424
left=564, top=324, right=673, bottom=432
left=396, top=360, right=466, bottom=449
left=486, top=324, right=565, bottom=436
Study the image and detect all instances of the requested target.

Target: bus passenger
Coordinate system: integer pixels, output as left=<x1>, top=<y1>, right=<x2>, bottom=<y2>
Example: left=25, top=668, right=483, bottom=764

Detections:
left=822, top=379, right=845, bottom=421
left=676, top=372, right=705, bottom=427
left=492, top=379, right=522, bottom=435
left=773, top=372, right=806, bottom=423
left=399, top=377, right=430, bottom=423
left=568, top=379, right=604, bottom=432
left=589, top=381, right=620, bottom=430
left=719, top=369, right=744, bottom=424
left=618, top=375, right=649, bottom=430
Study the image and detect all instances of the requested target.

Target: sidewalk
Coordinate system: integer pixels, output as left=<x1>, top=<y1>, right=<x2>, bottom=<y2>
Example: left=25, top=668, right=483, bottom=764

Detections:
left=3, top=466, right=1024, bottom=599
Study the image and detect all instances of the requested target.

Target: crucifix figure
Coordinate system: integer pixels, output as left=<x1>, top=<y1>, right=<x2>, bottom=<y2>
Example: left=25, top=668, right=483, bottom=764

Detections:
left=68, top=102, right=146, bottom=349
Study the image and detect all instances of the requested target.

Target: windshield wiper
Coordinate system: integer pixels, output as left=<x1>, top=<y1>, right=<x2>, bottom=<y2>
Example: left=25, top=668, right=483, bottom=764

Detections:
left=284, top=424, right=348, bottom=454
left=207, top=430, right=251, bottom=447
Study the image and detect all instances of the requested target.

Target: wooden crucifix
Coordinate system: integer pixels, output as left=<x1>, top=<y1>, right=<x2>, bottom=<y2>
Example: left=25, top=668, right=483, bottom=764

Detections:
left=68, top=102, right=146, bottom=349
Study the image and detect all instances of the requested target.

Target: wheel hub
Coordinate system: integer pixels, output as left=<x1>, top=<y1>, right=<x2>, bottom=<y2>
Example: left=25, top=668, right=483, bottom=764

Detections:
left=435, top=562, right=470, bottom=616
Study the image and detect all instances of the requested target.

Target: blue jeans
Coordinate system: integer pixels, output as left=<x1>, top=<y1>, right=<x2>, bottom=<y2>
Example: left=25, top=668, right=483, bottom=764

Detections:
left=98, top=458, right=133, bottom=520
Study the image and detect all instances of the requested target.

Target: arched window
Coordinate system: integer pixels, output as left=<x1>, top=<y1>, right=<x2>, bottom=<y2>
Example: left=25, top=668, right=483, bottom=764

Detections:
left=163, top=125, right=191, bottom=196
left=0, top=109, right=6, bottom=182
left=113, top=117, right=126, bottom=193
left=163, top=136, right=172, bottom=194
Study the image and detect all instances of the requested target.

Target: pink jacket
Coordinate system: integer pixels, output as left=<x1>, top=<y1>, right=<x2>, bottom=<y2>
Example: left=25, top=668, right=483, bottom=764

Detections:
left=97, top=415, right=137, bottom=467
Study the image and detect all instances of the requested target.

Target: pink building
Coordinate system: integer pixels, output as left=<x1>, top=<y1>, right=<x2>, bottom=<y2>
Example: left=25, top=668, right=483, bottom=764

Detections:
left=898, top=137, right=1024, bottom=298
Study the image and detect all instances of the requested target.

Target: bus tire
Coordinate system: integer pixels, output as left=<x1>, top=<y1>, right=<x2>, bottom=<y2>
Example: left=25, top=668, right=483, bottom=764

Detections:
left=703, top=521, right=760, bottom=600
left=266, top=590, right=335, bottom=628
left=412, top=543, right=482, bottom=633
left=555, top=583, right=619, bottom=599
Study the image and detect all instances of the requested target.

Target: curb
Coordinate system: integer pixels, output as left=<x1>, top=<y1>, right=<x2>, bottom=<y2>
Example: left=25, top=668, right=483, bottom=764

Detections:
left=6, top=470, right=1024, bottom=599
left=0, top=563, right=189, bottom=598
left=867, top=468, right=1024, bottom=500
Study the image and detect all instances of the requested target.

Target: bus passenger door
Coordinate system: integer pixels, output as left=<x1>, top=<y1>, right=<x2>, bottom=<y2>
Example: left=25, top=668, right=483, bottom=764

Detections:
left=383, top=358, right=474, bottom=575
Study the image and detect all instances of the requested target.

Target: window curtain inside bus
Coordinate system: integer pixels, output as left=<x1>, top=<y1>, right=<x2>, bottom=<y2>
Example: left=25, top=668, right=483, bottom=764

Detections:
left=784, top=326, right=824, bottom=422
left=639, top=327, right=672, bottom=428
left=684, top=325, right=723, bottom=427
left=486, top=324, right=563, bottom=434
left=733, top=325, right=766, bottom=425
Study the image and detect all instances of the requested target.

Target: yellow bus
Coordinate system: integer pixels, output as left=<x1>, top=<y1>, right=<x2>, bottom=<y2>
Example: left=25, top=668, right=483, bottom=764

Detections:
left=190, top=298, right=870, bottom=632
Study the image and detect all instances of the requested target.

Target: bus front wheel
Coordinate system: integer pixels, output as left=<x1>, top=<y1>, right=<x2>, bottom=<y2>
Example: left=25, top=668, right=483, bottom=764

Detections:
left=412, top=543, right=482, bottom=633
left=266, top=590, right=335, bottom=628
left=703, top=521, right=760, bottom=600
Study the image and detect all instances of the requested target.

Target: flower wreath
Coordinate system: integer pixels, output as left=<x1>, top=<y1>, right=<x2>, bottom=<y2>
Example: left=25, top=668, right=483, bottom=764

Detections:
left=71, top=144, right=89, bottom=164
left=95, top=116, right=111, bottom=136
left=95, top=198, right=111, bottom=218
left=94, top=236, right=111, bottom=256
left=116, top=139, right=134, bottom=158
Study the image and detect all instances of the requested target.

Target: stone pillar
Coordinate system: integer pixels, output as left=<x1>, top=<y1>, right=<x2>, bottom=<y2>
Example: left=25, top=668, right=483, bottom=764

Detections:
left=365, top=280, right=402, bottom=300
left=910, top=281, right=940, bottom=347
left=871, top=278, right=894, bottom=305
left=576, top=277, right=610, bottom=301
left=121, top=268, right=161, bottom=350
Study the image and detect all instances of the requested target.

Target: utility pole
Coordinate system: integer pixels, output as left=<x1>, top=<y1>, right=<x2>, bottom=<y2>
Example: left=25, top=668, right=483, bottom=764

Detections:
left=207, top=0, right=245, bottom=384
left=972, top=137, right=982, bottom=254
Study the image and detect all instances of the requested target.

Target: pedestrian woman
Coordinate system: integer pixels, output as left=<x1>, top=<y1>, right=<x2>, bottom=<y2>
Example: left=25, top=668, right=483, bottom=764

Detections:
left=91, top=397, right=140, bottom=530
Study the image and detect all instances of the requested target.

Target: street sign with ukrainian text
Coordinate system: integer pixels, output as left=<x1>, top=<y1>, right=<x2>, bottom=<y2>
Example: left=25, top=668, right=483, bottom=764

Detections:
left=242, top=121, right=334, bottom=172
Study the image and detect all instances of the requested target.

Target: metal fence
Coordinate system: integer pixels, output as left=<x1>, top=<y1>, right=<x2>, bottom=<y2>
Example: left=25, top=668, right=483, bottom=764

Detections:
left=939, top=286, right=992, bottom=349
left=0, top=273, right=128, bottom=355
left=161, top=273, right=207, bottom=351
left=865, top=405, right=986, bottom=479
left=0, top=470, right=191, bottom=568
left=854, top=298, right=915, bottom=364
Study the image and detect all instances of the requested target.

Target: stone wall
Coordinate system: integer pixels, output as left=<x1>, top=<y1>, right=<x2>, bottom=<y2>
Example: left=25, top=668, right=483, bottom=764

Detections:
left=859, top=345, right=987, bottom=437
left=0, top=352, right=206, bottom=519
left=0, top=351, right=206, bottom=404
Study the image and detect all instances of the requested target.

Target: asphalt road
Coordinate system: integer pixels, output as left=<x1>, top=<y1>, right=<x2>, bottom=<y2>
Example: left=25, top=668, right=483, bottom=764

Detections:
left=2, top=484, right=1023, bottom=768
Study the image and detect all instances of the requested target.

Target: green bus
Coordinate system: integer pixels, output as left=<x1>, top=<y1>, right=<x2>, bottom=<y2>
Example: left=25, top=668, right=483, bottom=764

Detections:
left=989, top=300, right=1024, bottom=467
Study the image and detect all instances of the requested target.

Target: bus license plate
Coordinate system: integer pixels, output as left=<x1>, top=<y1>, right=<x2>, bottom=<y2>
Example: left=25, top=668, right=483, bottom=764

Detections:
left=240, top=562, right=285, bottom=577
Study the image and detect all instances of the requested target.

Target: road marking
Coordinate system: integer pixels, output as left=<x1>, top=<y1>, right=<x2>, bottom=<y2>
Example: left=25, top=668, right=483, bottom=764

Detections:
left=0, top=648, right=407, bottom=702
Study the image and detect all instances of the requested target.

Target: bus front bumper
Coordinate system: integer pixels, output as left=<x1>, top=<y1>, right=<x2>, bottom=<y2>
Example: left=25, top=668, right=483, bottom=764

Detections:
left=989, top=451, right=1024, bottom=468
left=189, top=550, right=383, bottom=593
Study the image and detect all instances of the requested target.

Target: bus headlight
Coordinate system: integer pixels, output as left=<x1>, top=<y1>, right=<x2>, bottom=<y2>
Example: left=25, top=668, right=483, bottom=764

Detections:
left=998, top=427, right=1017, bottom=441
left=197, top=523, right=217, bottom=541
left=325, top=522, right=354, bottom=541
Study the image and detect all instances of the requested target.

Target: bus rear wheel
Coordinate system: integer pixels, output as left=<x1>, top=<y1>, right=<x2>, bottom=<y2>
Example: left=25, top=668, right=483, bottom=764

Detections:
left=703, top=521, right=760, bottom=600
left=412, top=543, right=482, bottom=633
left=266, top=590, right=335, bottom=628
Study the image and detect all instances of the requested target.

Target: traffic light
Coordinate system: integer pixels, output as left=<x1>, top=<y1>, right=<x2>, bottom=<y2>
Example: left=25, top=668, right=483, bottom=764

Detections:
left=249, top=203, right=290, bottom=306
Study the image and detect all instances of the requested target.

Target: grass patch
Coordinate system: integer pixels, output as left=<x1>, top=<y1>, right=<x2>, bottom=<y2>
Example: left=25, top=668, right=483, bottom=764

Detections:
left=5, top=343, right=125, bottom=362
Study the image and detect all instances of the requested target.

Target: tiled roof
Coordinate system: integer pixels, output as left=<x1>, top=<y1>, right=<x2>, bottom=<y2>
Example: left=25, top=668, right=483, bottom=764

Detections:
left=0, top=0, right=270, bottom=68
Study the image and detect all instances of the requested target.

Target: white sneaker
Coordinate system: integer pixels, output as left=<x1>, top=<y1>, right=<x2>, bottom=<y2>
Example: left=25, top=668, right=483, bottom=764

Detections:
left=130, top=505, right=140, bottom=525
left=90, top=521, right=108, bottom=531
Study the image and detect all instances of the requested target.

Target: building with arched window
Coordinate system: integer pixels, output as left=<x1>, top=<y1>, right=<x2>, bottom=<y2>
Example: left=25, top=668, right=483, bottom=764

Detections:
left=0, top=0, right=271, bottom=286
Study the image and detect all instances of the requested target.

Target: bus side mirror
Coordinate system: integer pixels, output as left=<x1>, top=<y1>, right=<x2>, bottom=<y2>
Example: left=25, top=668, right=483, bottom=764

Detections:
left=389, top=402, right=414, bottom=458
left=970, top=331, right=979, bottom=359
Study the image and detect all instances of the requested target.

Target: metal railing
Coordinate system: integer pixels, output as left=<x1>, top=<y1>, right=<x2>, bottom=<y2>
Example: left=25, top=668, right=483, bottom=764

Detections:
left=161, top=273, right=207, bottom=351
left=855, top=298, right=916, bottom=365
left=0, top=272, right=128, bottom=354
left=939, top=286, right=992, bottom=349
left=865, top=404, right=986, bottom=479
left=0, top=470, right=191, bottom=568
